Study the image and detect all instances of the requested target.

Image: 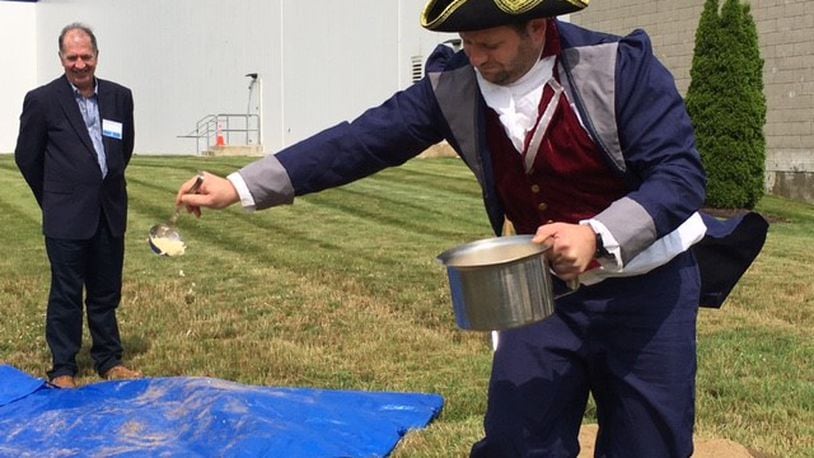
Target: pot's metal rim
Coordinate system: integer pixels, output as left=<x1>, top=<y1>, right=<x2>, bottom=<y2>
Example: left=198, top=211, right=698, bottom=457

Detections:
left=436, top=235, right=550, bottom=268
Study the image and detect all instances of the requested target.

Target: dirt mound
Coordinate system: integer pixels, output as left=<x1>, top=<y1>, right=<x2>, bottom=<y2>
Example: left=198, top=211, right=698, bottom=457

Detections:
left=578, top=424, right=762, bottom=457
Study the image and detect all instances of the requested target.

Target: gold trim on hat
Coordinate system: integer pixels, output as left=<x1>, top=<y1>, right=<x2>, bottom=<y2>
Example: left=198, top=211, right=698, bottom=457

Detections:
left=495, top=0, right=545, bottom=15
left=421, top=0, right=468, bottom=29
left=421, top=0, right=590, bottom=30
left=562, top=0, right=590, bottom=10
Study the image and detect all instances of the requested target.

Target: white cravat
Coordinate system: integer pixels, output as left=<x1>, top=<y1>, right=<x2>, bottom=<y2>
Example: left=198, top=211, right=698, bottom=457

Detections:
left=475, top=55, right=555, bottom=153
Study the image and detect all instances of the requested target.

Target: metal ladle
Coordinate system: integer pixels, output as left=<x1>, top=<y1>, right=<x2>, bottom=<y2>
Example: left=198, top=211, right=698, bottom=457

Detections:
left=148, top=173, right=204, bottom=257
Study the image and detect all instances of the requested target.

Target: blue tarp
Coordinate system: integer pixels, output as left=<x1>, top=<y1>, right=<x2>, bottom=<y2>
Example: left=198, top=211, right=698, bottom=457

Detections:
left=0, top=365, right=444, bottom=457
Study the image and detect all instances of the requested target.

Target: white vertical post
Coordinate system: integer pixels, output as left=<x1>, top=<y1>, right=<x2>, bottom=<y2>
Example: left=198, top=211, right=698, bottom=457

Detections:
left=258, top=74, right=263, bottom=147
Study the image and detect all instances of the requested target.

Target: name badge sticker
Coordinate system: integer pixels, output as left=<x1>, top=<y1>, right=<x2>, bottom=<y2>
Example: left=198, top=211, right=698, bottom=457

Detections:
left=102, top=119, right=123, bottom=140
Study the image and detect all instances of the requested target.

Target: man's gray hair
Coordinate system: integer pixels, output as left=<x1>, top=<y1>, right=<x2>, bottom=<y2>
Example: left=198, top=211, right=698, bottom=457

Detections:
left=58, top=22, right=98, bottom=55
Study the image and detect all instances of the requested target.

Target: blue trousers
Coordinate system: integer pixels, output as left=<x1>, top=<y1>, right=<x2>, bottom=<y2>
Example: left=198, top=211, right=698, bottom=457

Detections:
left=471, top=252, right=700, bottom=458
left=44, top=220, right=125, bottom=379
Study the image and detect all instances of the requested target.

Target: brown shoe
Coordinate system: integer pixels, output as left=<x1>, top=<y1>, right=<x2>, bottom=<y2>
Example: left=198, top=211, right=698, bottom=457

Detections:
left=103, top=365, right=143, bottom=380
left=49, top=375, right=77, bottom=389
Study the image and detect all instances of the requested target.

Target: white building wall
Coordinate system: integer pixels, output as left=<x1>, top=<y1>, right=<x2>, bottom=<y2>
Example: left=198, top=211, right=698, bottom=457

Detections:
left=2, top=0, right=454, bottom=155
left=0, top=1, right=37, bottom=154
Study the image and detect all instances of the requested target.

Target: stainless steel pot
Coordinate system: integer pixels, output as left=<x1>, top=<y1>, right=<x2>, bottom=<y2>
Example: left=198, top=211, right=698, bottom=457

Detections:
left=437, top=235, right=575, bottom=331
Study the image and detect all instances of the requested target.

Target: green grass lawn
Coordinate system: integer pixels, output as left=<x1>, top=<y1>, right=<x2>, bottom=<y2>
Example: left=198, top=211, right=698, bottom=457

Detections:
left=0, top=155, right=811, bottom=457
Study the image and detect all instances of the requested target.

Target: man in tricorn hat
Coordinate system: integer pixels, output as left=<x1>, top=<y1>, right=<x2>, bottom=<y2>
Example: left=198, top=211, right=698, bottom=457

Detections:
left=176, top=0, right=767, bottom=455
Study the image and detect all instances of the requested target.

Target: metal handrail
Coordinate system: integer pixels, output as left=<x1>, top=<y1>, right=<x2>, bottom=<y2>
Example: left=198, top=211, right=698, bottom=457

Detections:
left=178, top=113, right=261, bottom=155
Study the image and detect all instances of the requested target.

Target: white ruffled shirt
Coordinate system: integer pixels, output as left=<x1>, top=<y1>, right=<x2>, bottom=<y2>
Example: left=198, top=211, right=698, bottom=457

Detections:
left=475, top=54, right=556, bottom=153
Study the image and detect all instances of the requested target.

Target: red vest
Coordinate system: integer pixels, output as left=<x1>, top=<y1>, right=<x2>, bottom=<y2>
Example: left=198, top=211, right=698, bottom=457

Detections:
left=486, top=78, right=628, bottom=235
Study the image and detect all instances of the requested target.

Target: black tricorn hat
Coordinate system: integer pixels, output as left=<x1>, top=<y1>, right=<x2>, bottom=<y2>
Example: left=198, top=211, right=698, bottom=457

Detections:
left=421, top=0, right=589, bottom=32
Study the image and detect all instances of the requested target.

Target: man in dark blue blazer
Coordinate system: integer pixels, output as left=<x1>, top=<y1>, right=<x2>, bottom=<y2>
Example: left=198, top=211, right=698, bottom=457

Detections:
left=15, top=23, right=140, bottom=388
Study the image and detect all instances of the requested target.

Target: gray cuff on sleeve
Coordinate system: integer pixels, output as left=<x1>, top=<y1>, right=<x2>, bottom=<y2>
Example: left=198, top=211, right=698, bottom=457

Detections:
left=593, top=197, right=656, bottom=263
left=238, top=154, right=295, bottom=210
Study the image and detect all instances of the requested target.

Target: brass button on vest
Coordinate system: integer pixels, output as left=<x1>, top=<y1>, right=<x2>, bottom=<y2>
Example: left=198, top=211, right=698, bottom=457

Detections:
left=531, top=184, right=540, bottom=193
left=538, top=202, right=548, bottom=212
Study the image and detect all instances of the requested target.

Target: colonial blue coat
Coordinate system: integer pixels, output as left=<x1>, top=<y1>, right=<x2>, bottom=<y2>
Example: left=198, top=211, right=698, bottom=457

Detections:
left=237, top=20, right=766, bottom=308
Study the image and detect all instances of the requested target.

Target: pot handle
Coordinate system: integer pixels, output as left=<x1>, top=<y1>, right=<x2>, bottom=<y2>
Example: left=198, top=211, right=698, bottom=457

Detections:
left=553, top=277, right=580, bottom=300
left=538, top=239, right=580, bottom=299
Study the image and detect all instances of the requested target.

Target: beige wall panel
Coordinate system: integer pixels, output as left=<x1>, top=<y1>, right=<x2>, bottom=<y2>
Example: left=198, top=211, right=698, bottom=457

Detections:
left=570, top=0, right=814, bottom=202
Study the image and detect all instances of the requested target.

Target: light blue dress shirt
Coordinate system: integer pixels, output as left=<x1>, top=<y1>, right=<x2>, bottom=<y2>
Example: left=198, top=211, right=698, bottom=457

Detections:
left=72, top=81, right=107, bottom=178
